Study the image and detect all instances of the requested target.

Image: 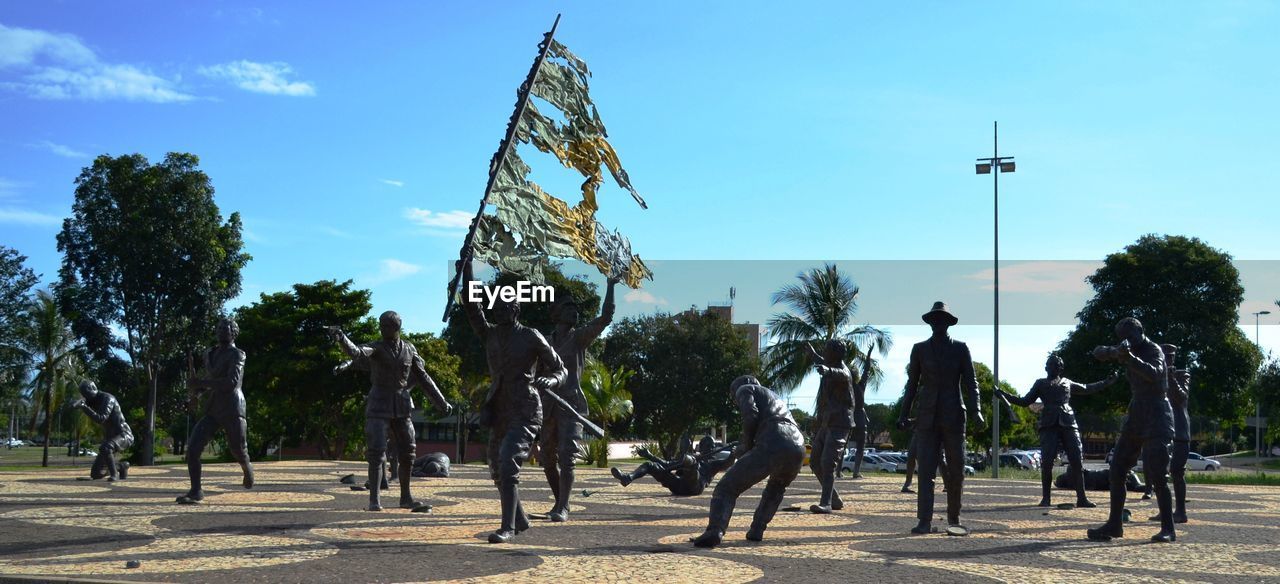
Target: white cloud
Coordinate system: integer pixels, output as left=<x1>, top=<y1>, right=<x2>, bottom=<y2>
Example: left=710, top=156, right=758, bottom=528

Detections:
left=964, top=261, right=1096, bottom=294
left=0, top=207, right=61, bottom=227
left=0, top=178, right=24, bottom=200
left=198, top=60, right=315, bottom=96
left=366, top=259, right=422, bottom=285
left=624, top=289, right=668, bottom=306
left=379, top=179, right=404, bottom=187
left=0, top=23, right=193, bottom=103
left=319, top=225, right=352, bottom=239
left=32, top=139, right=86, bottom=158
left=404, top=208, right=472, bottom=230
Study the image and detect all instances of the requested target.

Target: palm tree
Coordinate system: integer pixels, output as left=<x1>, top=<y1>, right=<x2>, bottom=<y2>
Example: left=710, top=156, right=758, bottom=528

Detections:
left=582, top=358, right=633, bottom=467
left=762, top=263, right=892, bottom=396
left=15, top=291, right=81, bottom=466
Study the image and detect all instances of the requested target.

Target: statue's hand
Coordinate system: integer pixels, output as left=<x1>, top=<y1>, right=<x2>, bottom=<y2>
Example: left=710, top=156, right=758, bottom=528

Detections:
left=1091, top=345, right=1115, bottom=361
left=969, top=410, right=986, bottom=431
left=442, top=402, right=454, bottom=417
left=531, top=377, right=553, bottom=391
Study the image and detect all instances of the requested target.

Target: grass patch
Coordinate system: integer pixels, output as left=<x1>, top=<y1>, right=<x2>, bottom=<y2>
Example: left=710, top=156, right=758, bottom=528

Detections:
left=1185, top=472, right=1280, bottom=486
left=1258, top=459, right=1280, bottom=470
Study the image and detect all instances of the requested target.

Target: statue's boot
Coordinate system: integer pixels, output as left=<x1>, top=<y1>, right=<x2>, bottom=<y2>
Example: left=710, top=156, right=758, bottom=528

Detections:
left=831, top=488, right=844, bottom=511
left=548, top=468, right=573, bottom=522
left=543, top=464, right=562, bottom=517
left=694, top=496, right=732, bottom=548
left=1037, top=467, right=1053, bottom=506
left=117, top=461, right=130, bottom=480
left=610, top=467, right=633, bottom=487
left=104, top=451, right=119, bottom=482
left=489, top=481, right=521, bottom=543
left=1087, top=469, right=1129, bottom=540
left=240, top=460, right=254, bottom=489
left=398, top=462, right=423, bottom=509
left=910, top=521, right=931, bottom=534
left=177, top=459, right=204, bottom=504
left=515, top=501, right=530, bottom=533
left=747, top=483, right=785, bottom=541
left=1172, top=475, right=1188, bottom=523
left=1073, top=467, right=1095, bottom=507
left=366, top=461, right=384, bottom=511
left=1151, top=485, right=1176, bottom=542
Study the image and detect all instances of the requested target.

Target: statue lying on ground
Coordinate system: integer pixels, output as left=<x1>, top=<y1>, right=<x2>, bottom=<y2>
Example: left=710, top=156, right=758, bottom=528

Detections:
left=610, top=436, right=735, bottom=496
left=1055, top=467, right=1146, bottom=493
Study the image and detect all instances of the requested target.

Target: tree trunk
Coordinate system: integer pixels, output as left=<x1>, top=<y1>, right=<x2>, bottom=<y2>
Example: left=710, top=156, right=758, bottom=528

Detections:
left=41, top=373, right=53, bottom=467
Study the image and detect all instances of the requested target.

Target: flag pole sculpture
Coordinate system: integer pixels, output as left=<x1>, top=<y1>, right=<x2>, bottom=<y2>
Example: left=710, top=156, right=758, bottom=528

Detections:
left=446, top=15, right=652, bottom=544
left=443, top=13, right=651, bottom=322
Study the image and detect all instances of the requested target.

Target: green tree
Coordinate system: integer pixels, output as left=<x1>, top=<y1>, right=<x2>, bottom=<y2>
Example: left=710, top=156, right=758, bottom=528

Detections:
left=582, top=358, right=633, bottom=467
left=601, top=310, right=759, bottom=453
left=761, top=263, right=891, bottom=396
left=57, top=153, right=250, bottom=464
left=443, top=264, right=601, bottom=379
left=234, top=280, right=375, bottom=459
left=1256, top=359, right=1280, bottom=448
left=864, top=402, right=895, bottom=446
left=14, top=291, right=82, bottom=465
left=0, top=246, right=38, bottom=356
left=1056, top=235, right=1260, bottom=423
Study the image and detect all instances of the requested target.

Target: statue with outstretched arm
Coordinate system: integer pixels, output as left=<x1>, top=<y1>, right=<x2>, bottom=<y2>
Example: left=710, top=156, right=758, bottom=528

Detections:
left=328, top=312, right=452, bottom=512
left=999, top=354, right=1118, bottom=508
left=540, top=276, right=617, bottom=522
left=1086, top=317, right=1177, bottom=543
left=462, top=260, right=567, bottom=543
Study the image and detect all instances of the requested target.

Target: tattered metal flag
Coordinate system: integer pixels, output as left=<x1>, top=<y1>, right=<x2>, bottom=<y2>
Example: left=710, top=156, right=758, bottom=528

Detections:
left=446, top=18, right=651, bottom=321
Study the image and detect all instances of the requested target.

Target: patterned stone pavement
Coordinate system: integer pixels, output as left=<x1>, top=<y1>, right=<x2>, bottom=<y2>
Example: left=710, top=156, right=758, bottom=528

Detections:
left=1, top=461, right=1278, bottom=583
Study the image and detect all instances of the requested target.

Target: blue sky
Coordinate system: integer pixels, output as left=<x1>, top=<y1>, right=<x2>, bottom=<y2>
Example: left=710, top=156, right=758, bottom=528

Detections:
left=2, top=2, right=1278, bottom=409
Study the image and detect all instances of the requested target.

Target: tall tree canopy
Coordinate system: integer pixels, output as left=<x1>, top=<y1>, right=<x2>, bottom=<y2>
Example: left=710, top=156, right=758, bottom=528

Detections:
left=601, top=310, right=760, bottom=451
left=761, top=263, right=891, bottom=396
left=1056, top=235, right=1260, bottom=422
left=57, top=153, right=250, bottom=464
left=0, top=246, right=38, bottom=409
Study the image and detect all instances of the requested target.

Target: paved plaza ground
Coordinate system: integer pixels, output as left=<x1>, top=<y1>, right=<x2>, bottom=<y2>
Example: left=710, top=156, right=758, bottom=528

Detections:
left=1, top=460, right=1279, bottom=583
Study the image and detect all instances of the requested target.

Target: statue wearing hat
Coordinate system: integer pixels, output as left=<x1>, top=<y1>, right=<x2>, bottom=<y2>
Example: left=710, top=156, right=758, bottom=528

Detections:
left=897, top=301, right=984, bottom=535
left=539, top=277, right=617, bottom=522
left=71, top=380, right=133, bottom=481
left=329, top=311, right=453, bottom=512
left=1086, top=317, right=1176, bottom=543
left=999, top=354, right=1119, bottom=508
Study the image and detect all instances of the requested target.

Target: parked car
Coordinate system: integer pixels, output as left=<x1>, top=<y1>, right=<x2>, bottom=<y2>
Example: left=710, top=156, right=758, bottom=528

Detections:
left=1134, top=452, right=1221, bottom=472
left=4, top=438, right=23, bottom=448
left=999, top=454, right=1034, bottom=470
left=1185, top=452, right=1220, bottom=471
left=842, top=452, right=896, bottom=473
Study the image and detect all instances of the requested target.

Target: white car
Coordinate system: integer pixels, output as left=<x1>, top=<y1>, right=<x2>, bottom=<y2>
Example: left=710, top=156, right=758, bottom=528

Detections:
left=1133, top=452, right=1220, bottom=472
left=4, top=438, right=23, bottom=448
left=841, top=452, right=896, bottom=473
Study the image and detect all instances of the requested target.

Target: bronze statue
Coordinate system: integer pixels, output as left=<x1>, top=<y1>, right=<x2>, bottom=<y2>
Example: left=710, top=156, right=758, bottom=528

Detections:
left=899, top=432, right=953, bottom=494
left=462, top=261, right=567, bottom=543
left=1086, top=317, right=1176, bottom=543
left=178, top=318, right=253, bottom=504
left=540, top=277, right=616, bottom=522
left=1149, top=344, right=1190, bottom=524
left=807, top=340, right=855, bottom=514
left=693, top=376, right=805, bottom=548
left=611, top=435, right=735, bottom=496
left=71, top=380, right=133, bottom=481
left=329, top=311, right=452, bottom=512
left=897, top=301, right=983, bottom=535
left=844, top=353, right=873, bottom=480
left=999, top=354, right=1118, bottom=508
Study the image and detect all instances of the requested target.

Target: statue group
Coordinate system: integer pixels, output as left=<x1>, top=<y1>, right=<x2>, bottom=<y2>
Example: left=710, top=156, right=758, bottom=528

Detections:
left=72, top=291, right=1193, bottom=547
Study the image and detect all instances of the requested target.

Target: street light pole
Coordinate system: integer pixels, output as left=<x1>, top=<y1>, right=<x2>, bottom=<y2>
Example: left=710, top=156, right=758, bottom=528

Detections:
left=1254, top=310, right=1271, bottom=455
left=976, top=121, right=1015, bottom=478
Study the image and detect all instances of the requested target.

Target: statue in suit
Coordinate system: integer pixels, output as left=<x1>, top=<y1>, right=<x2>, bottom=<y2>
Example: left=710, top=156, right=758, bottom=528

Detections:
left=897, top=301, right=984, bottom=535
left=1000, top=354, right=1117, bottom=508
left=1087, top=317, right=1177, bottom=543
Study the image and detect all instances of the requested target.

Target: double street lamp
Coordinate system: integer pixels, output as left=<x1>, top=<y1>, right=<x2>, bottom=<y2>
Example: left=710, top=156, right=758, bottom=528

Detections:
left=976, top=121, right=1015, bottom=478
left=1254, top=310, right=1271, bottom=456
